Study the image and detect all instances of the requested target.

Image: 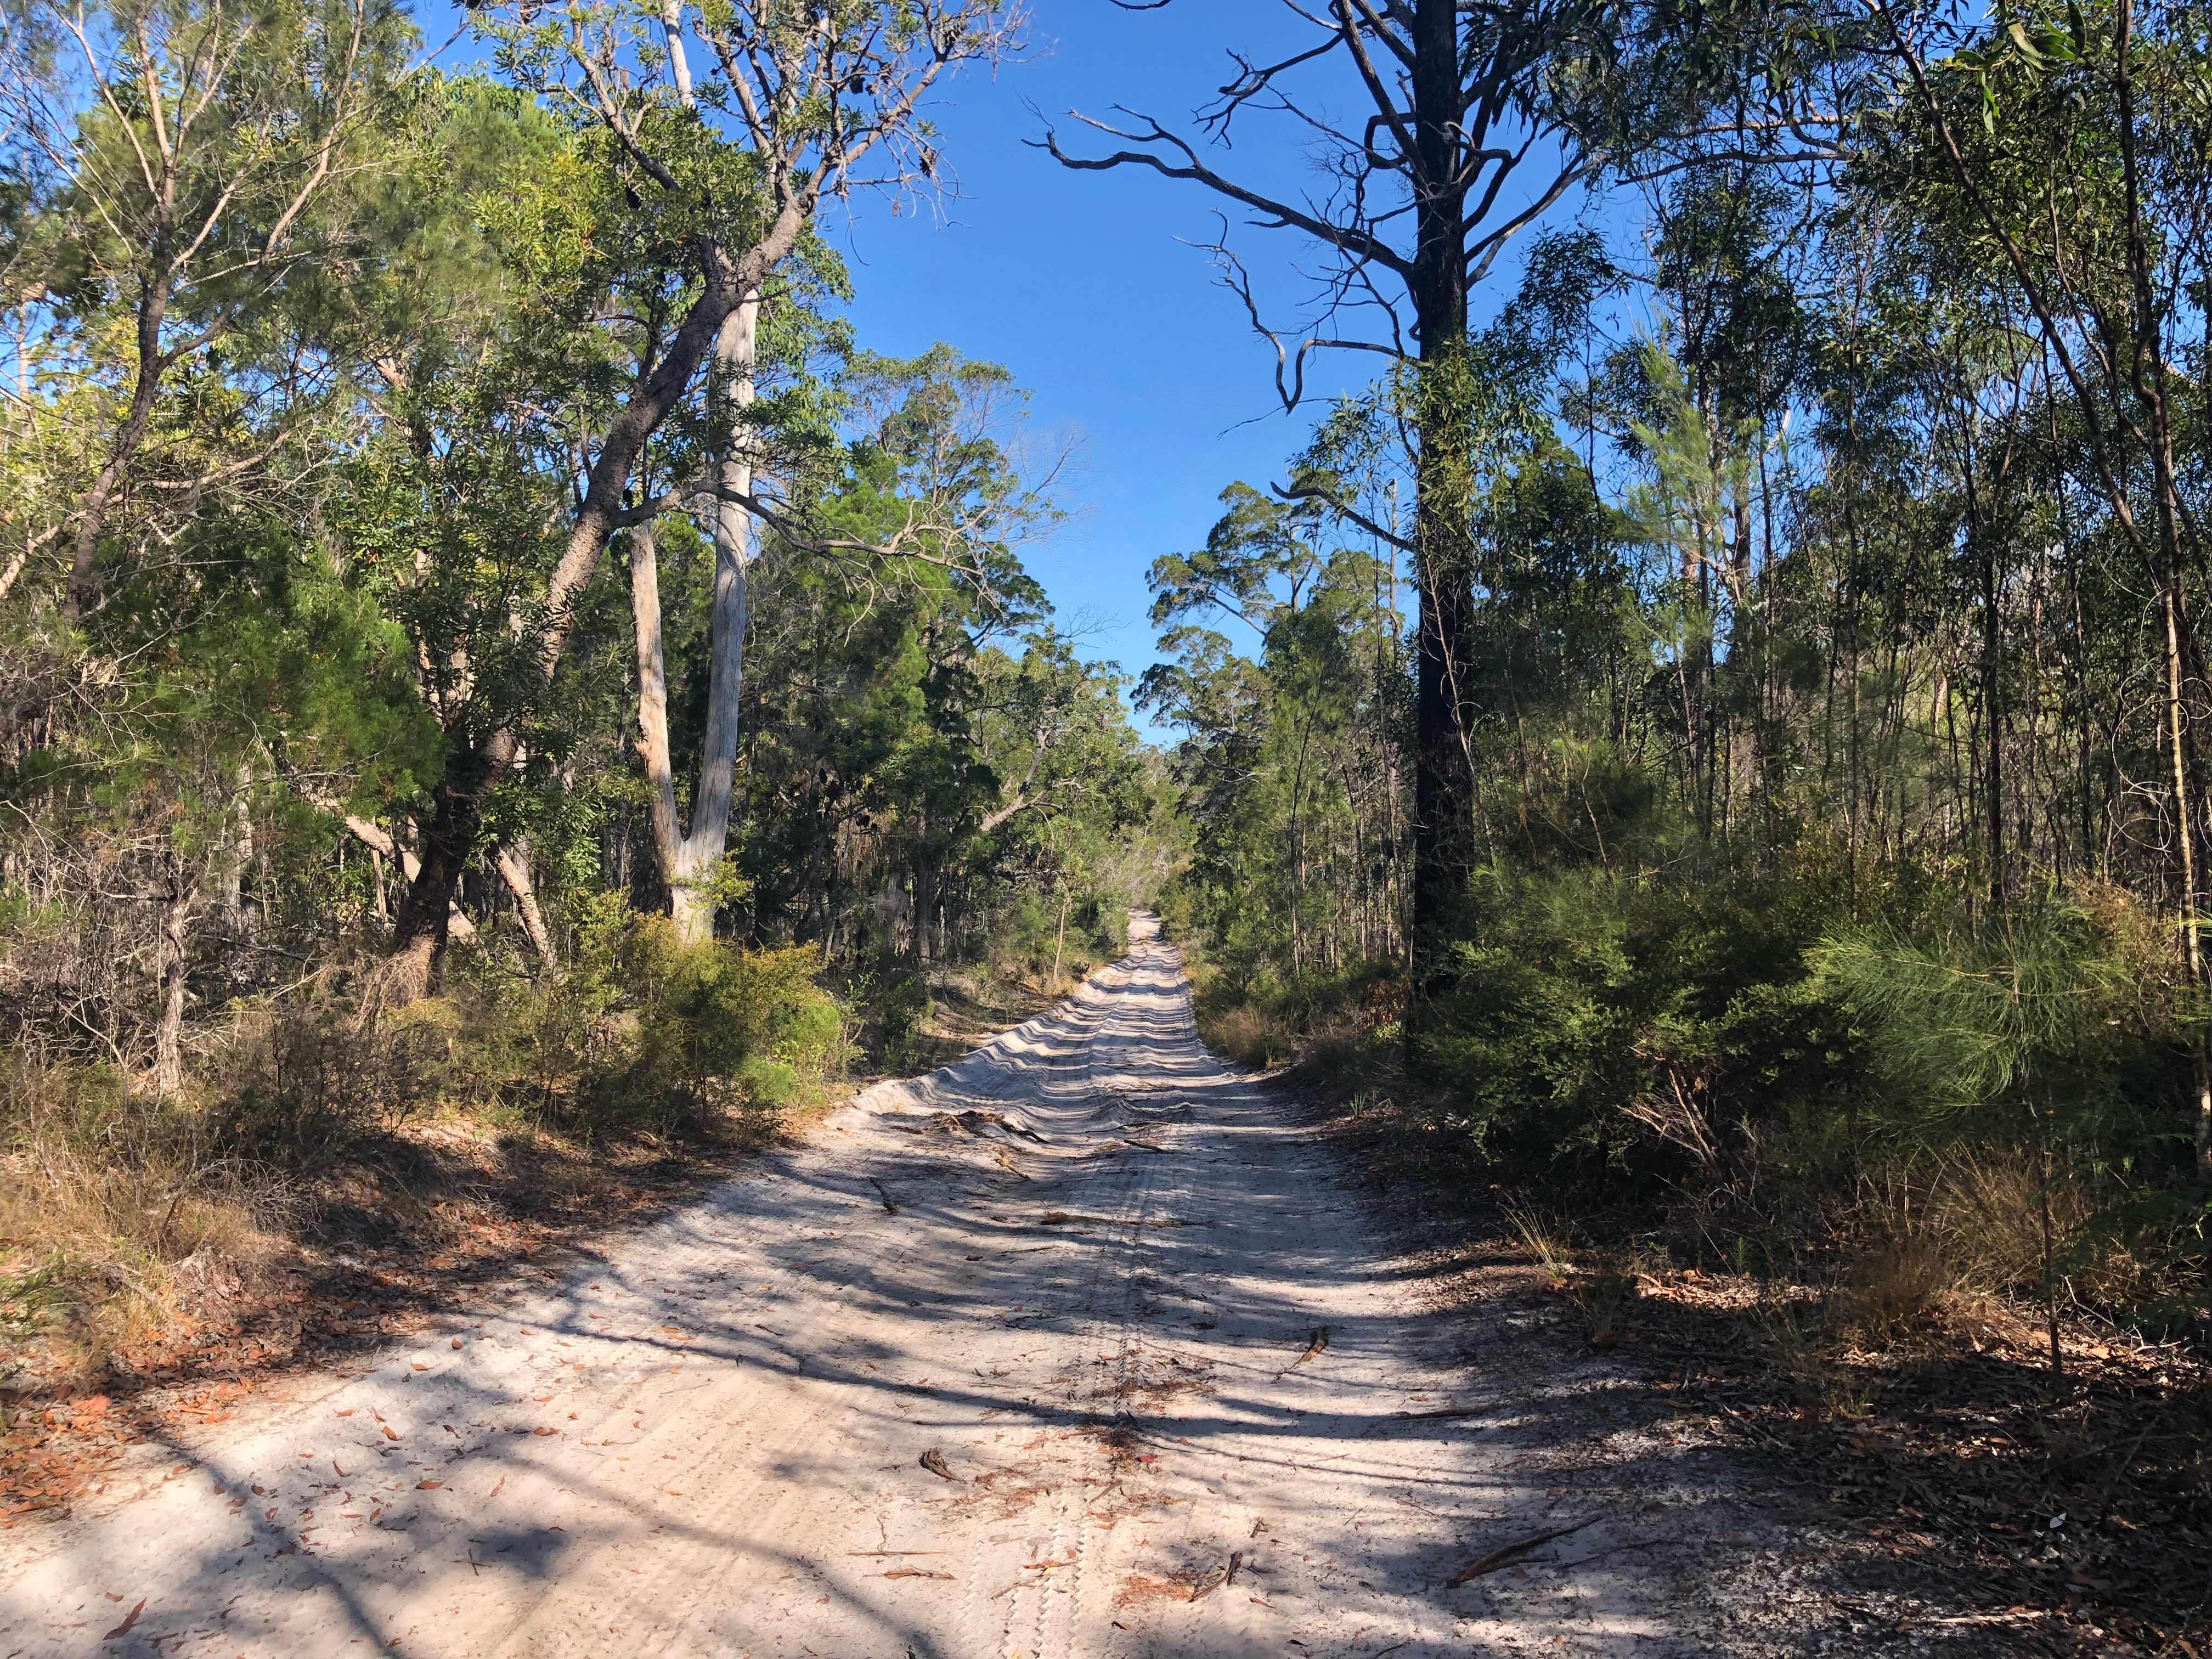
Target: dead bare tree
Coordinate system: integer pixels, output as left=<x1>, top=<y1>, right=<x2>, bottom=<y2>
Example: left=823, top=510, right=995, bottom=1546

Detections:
left=1041, top=0, right=1855, bottom=984
left=1039, top=0, right=1626, bottom=979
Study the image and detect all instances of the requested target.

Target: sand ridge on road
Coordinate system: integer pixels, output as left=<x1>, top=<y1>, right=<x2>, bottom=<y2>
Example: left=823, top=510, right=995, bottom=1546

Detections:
left=2, top=916, right=1791, bottom=1656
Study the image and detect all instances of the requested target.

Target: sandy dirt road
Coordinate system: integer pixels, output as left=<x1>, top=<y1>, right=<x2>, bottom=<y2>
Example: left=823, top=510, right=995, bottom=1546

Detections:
left=3, top=918, right=1801, bottom=1657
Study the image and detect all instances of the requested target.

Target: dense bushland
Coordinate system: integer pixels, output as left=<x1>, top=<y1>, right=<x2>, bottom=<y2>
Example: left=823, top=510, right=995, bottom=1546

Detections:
left=0, top=0, right=1173, bottom=1385
left=1126, top=0, right=2212, bottom=1361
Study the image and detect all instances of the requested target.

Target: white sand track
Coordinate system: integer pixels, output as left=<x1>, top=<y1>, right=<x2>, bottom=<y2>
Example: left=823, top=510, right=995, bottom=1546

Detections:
left=2, top=917, right=1801, bottom=1657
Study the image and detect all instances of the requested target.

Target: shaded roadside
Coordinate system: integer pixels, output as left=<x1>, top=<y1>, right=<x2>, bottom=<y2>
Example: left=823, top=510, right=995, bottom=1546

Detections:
left=1, top=962, right=1062, bottom=1532
left=1295, top=1077, right=2212, bottom=1657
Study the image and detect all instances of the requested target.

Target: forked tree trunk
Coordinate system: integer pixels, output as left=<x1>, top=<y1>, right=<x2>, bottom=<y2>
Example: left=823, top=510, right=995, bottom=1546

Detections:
left=380, top=237, right=761, bottom=1000
left=632, top=293, right=760, bottom=946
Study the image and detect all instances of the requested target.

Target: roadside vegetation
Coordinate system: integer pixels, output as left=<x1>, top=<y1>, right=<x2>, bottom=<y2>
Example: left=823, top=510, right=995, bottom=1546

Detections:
left=0, top=0, right=1170, bottom=1427
left=1096, top=1, right=2212, bottom=1644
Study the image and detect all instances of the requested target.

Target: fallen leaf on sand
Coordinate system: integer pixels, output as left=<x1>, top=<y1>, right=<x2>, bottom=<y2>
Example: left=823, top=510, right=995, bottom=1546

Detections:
left=532, top=1427, right=557, bottom=1437
left=380, top=1425, right=401, bottom=1442
left=919, top=1448, right=960, bottom=1481
left=416, top=1480, right=442, bottom=1490
left=101, top=1599, right=146, bottom=1640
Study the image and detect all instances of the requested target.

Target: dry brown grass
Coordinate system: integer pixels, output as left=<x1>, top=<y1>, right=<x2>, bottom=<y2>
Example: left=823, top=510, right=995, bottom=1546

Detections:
left=0, top=1057, right=290, bottom=1387
left=1920, top=1152, right=2090, bottom=1295
left=1829, top=1233, right=1957, bottom=1346
left=1194, top=1000, right=1301, bottom=1070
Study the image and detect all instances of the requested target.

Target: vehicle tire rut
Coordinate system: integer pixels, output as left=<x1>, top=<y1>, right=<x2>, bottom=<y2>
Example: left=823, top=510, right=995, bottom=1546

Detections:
left=2, top=916, right=1791, bottom=1658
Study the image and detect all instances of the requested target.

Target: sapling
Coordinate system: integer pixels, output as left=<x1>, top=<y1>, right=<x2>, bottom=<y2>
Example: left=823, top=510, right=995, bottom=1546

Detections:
left=1813, top=901, right=2159, bottom=1379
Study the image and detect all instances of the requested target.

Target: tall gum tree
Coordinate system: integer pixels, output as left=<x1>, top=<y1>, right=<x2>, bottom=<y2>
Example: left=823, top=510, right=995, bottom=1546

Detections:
left=379, top=0, right=1022, bottom=988
left=1039, top=0, right=1822, bottom=987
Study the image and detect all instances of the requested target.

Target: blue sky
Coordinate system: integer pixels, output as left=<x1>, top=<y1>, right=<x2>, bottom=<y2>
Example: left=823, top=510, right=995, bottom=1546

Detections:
left=825, top=3, right=1385, bottom=707
left=430, top=3, right=1598, bottom=729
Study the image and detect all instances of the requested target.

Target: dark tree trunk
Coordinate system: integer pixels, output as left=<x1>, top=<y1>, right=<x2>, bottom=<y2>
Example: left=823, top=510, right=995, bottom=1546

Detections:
left=64, top=261, right=174, bottom=625
left=390, top=779, right=484, bottom=1000
left=1407, top=0, right=1477, bottom=991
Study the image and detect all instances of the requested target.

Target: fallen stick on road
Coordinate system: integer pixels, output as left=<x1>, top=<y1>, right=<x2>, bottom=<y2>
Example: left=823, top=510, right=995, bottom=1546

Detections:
left=1392, top=1406, right=1486, bottom=1420
left=1035, top=1210, right=1192, bottom=1228
left=1187, top=1549, right=1244, bottom=1601
left=1444, top=1517, right=1599, bottom=1587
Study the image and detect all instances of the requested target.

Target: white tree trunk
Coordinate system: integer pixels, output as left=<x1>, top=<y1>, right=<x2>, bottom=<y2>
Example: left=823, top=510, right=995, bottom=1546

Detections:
left=660, top=0, right=696, bottom=107
left=631, top=291, right=758, bottom=946
left=494, top=840, right=557, bottom=968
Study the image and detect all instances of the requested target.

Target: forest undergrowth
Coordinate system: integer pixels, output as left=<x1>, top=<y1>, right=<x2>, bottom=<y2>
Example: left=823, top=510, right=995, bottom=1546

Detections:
left=1178, top=879, right=2212, bottom=1652
left=0, top=898, right=1122, bottom=1525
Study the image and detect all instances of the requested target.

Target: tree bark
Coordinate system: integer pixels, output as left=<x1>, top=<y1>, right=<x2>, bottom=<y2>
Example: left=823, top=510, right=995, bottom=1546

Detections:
left=628, top=290, right=762, bottom=946
left=913, top=853, right=941, bottom=964
left=1406, top=0, right=1477, bottom=988
left=327, top=805, right=476, bottom=940
left=494, top=840, right=557, bottom=968
left=151, top=866, right=195, bottom=1098
left=64, top=260, right=173, bottom=625
left=388, top=778, right=486, bottom=1000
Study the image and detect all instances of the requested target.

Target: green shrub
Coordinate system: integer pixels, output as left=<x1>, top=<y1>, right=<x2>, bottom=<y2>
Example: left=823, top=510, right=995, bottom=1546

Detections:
left=1390, top=851, right=2207, bottom=1336
left=391, top=900, right=845, bottom=1143
left=1419, top=859, right=1857, bottom=1184
left=213, top=1006, right=441, bottom=1165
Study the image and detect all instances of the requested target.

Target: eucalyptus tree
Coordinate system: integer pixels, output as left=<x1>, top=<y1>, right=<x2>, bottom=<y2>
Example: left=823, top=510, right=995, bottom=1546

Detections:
left=0, top=0, right=413, bottom=622
left=368, top=0, right=1023, bottom=991
left=638, top=344, right=1057, bottom=944
left=1042, top=0, right=1843, bottom=980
